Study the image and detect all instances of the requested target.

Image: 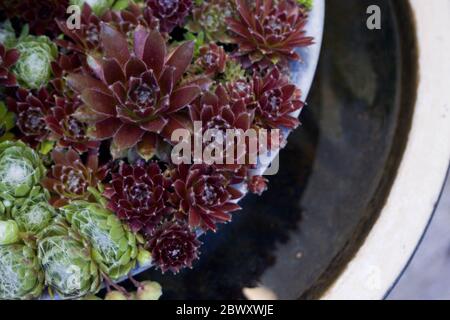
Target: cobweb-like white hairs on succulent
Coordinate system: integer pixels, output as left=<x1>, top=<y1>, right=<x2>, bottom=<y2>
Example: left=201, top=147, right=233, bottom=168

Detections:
left=74, top=209, right=120, bottom=263
left=0, top=157, right=35, bottom=194
left=38, top=237, right=83, bottom=295
left=0, top=249, right=22, bottom=298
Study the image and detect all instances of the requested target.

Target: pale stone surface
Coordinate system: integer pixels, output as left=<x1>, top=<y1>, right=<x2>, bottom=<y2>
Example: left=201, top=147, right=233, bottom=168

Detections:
left=388, top=175, right=450, bottom=300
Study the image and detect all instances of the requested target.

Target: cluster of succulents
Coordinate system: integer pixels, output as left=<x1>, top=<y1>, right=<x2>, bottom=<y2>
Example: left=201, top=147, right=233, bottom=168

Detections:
left=0, top=0, right=313, bottom=299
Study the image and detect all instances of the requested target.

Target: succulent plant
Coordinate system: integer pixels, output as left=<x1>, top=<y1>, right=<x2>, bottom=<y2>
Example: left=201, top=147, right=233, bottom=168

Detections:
left=70, top=0, right=115, bottom=16
left=0, top=220, right=20, bottom=245
left=0, top=20, right=17, bottom=49
left=45, top=96, right=101, bottom=154
left=148, top=221, right=201, bottom=273
left=0, top=244, right=45, bottom=300
left=66, top=24, right=200, bottom=155
left=171, top=164, right=242, bottom=231
left=37, top=217, right=102, bottom=299
left=0, top=101, right=15, bottom=143
left=188, top=85, right=255, bottom=170
left=10, top=187, right=56, bottom=235
left=248, top=175, right=268, bottom=196
left=103, top=2, right=160, bottom=34
left=0, top=141, right=46, bottom=202
left=41, top=148, right=107, bottom=208
left=251, top=68, right=303, bottom=129
left=56, top=4, right=105, bottom=54
left=63, top=200, right=138, bottom=280
left=104, top=161, right=172, bottom=235
left=146, top=0, right=193, bottom=33
left=187, top=0, right=235, bottom=43
left=0, top=43, right=20, bottom=87
left=6, top=87, right=53, bottom=147
left=227, top=0, right=313, bottom=69
left=135, top=281, right=162, bottom=300
left=13, top=33, right=58, bottom=89
left=196, top=43, right=227, bottom=77
left=0, top=0, right=69, bottom=36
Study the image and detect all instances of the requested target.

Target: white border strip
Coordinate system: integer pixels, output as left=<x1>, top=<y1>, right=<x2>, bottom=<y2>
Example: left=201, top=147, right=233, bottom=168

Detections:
left=322, top=0, right=450, bottom=300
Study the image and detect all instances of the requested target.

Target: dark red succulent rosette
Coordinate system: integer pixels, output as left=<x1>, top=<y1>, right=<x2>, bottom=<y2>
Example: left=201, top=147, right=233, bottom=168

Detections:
left=41, top=148, right=107, bottom=207
left=104, top=161, right=172, bottom=235
left=252, top=68, right=304, bottom=130
left=56, top=4, right=104, bottom=55
left=189, top=85, right=257, bottom=175
left=1, top=0, right=69, bottom=36
left=196, top=43, right=227, bottom=77
left=102, top=3, right=160, bottom=35
left=171, top=164, right=243, bottom=232
left=6, top=87, right=53, bottom=147
left=0, top=43, right=19, bottom=87
left=146, top=0, right=193, bottom=33
left=45, top=96, right=100, bottom=154
left=227, top=0, right=314, bottom=69
left=148, top=221, right=201, bottom=274
left=66, top=24, right=201, bottom=156
left=248, top=175, right=269, bottom=196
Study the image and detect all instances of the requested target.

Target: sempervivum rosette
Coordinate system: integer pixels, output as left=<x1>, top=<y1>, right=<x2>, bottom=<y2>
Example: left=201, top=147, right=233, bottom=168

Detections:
left=0, top=0, right=69, bottom=36
left=0, top=244, right=45, bottom=300
left=37, top=217, right=102, bottom=299
left=252, top=68, right=304, bottom=129
left=12, top=32, right=58, bottom=89
left=10, top=187, right=56, bottom=235
left=0, top=43, right=19, bottom=87
left=188, top=85, right=255, bottom=171
left=7, top=88, right=53, bottom=147
left=196, top=43, right=227, bottom=77
left=146, top=0, right=193, bottom=33
left=187, top=0, right=235, bottom=43
left=148, top=221, right=201, bottom=274
left=41, top=148, right=107, bottom=208
left=63, top=201, right=138, bottom=280
left=0, top=141, right=46, bottom=202
left=66, top=24, right=201, bottom=157
left=104, top=161, right=172, bottom=235
left=171, top=164, right=242, bottom=231
left=227, top=0, right=313, bottom=69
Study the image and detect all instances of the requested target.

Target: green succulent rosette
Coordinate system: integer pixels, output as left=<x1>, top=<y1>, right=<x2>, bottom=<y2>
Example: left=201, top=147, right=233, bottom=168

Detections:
left=0, top=141, right=46, bottom=207
left=63, top=201, right=138, bottom=280
left=70, top=0, right=115, bottom=16
left=11, top=187, right=56, bottom=235
left=0, top=244, right=45, bottom=300
left=12, top=30, right=58, bottom=89
left=0, top=20, right=16, bottom=48
left=37, top=218, right=102, bottom=299
left=0, top=102, right=15, bottom=143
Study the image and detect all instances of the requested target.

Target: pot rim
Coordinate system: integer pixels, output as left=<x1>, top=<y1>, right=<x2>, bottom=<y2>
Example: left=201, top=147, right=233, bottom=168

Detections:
left=322, top=0, right=450, bottom=300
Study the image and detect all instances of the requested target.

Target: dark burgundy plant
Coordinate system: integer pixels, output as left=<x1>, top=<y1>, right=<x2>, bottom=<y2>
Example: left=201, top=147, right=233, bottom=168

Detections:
left=45, top=96, right=100, bottom=154
left=41, top=148, right=107, bottom=207
left=7, top=88, right=53, bottom=146
left=1, top=0, right=69, bottom=36
left=189, top=85, right=255, bottom=170
left=171, top=164, right=242, bottom=231
left=146, top=0, right=193, bottom=33
left=252, top=68, right=304, bottom=129
left=103, top=161, right=172, bottom=235
left=66, top=24, right=201, bottom=156
left=227, top=0, right=313, bottom=69
left=148, top=221, right=201, bottom=274
left=56, top=4, right=104, bottom=54
left=197, top=43, right=227, bottom=77
left=248, top=175, right=268, bottom=196
left=0, top=43, right=19, bottom=87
